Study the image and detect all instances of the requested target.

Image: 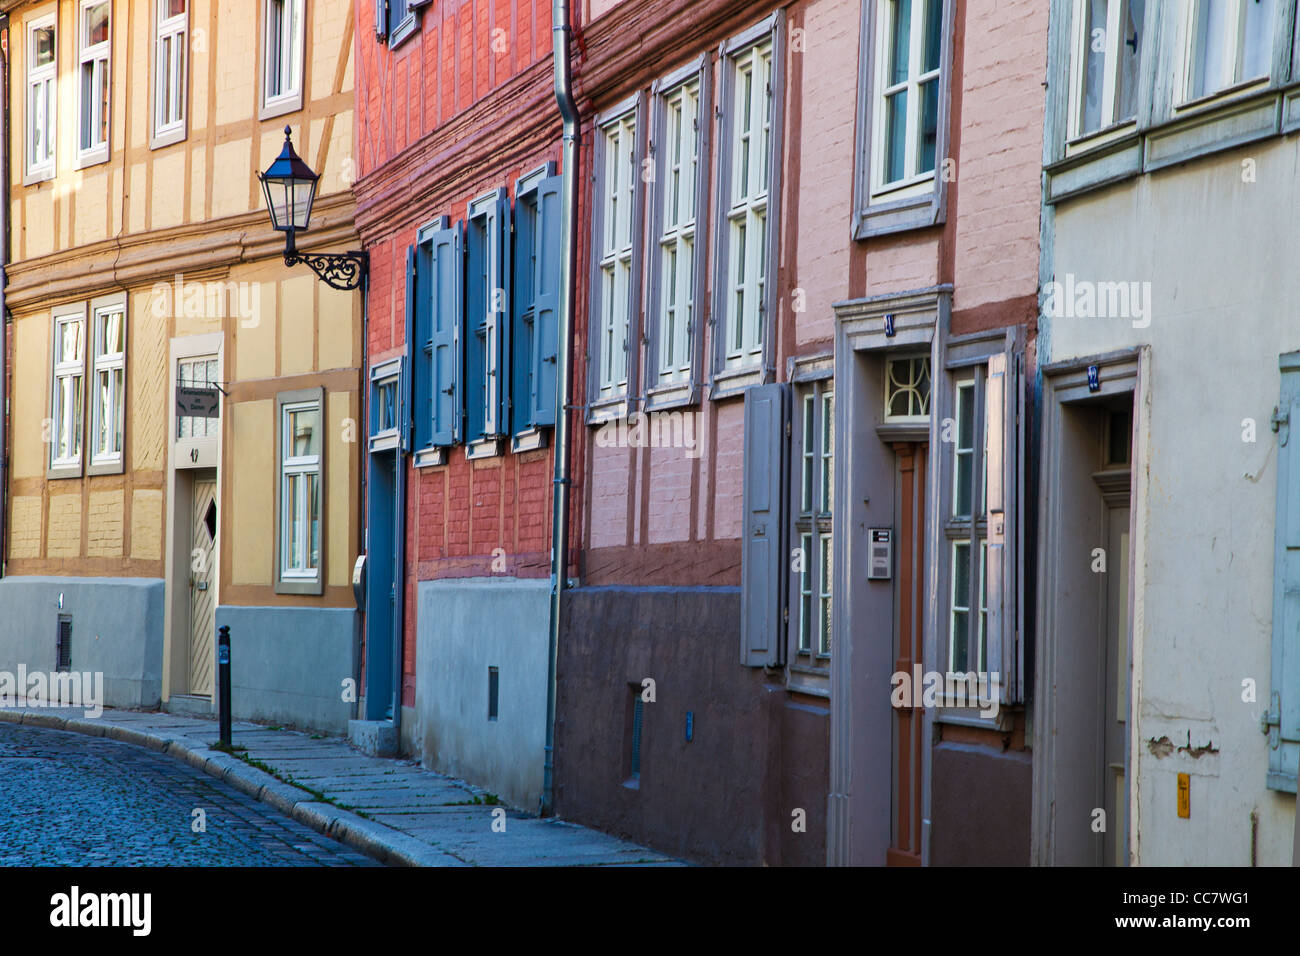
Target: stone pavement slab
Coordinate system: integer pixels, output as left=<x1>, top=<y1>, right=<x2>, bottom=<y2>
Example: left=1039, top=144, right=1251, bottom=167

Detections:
left=0, top=704, right=682, bottom=867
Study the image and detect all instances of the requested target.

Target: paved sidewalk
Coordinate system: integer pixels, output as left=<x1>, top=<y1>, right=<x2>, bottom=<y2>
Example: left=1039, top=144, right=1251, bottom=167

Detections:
left=0, top=705, right=679, bottom=867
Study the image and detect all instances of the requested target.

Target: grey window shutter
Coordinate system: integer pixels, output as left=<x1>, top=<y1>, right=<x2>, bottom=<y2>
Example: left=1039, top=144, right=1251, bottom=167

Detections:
left=983, top=334, right=1024, bottom=705
left=531, top=175, right=562, bottom=427
left=741, top=382, right=790, bottom=667
left=403, top=244, right=416, bottom=451
left=429, top=222, right=461, bottom=447
left=1268, top=352, right=1300, bottom=791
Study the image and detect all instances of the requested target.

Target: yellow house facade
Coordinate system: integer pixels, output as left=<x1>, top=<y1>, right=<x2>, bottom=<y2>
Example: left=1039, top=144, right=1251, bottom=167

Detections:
left=0, top=0, right=362, bottom=731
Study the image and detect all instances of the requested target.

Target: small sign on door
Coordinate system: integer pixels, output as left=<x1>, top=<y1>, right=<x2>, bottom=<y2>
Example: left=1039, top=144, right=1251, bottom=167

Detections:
left=868, top=528, right=892, bottom=580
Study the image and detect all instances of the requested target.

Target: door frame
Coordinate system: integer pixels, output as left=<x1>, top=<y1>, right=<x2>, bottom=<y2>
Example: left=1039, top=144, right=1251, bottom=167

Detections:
left=1032, top=347, right=1148, bottom=865
left=829, top=286, right=947, bottom=866
left=162, top=333, right=225, bottom=704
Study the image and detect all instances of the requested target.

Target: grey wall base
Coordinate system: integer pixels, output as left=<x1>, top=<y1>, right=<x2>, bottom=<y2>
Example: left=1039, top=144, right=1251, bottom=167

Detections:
left=214, top=605, right=357, bottom=735
left=415, top=578, right=550, bottom=811
left=0, top=576, right=164, bottom=709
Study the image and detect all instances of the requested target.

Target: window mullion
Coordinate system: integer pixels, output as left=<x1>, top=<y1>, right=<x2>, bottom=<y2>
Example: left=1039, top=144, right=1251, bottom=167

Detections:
left=905, top=0, right=925, bottom=176
left=1102, top=0, right=1122, bottom=124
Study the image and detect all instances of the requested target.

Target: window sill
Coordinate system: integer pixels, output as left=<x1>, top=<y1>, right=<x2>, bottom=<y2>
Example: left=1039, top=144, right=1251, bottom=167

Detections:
left=587, top=395, right=629, bottom=426
left=260, top=93, right=304, bottom=121
left=787, top=665, right=830, bottom=699
left=150, top=124, right=187, bottom=151
left=642, top=380, right=699, bottom=412
left=276, top=576, right=323, bottom=597
left=467, top=438, right=502, bottom=461
left=387, top=14, right=419, bottom=50
left=511, top=428, right=549, bottom=453
left=87, top=458, right=125, bottom=477
left=413, top=446, right=448, bottom=468
left=23, top=167, right=55, bottom=188
left=47, top=464, right=83, bottom=481
left=368, top=431, right=401, bottom=454
left=933, top=703, right=1013, bottom=733
left=709, top=365, right=766, bottom=400
left=852, top=186, right=942, bottom=240
left=75, top=147, right=110, bottom=172
left=1063, top=118, right=1138, bottom=159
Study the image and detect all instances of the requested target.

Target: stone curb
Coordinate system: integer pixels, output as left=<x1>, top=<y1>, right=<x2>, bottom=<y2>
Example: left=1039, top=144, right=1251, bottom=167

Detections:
left=0, top=708, right=450, bottom=868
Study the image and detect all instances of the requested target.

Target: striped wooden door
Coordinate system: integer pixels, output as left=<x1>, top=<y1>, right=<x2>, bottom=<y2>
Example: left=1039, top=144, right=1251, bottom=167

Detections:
left=189, top=478, right=218, bottom=696
left=888, top=441, right=927, bottom=866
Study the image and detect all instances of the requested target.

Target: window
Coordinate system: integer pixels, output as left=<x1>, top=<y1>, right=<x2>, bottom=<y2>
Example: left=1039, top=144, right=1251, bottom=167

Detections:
left=154, top=0, right=188, bottom=145
left=936, top=335, right=1023, bottom=709
left=1069, top=0, right=1144, bottom=139
left=1184, top=0, right=1275, bottom=101
left=177, top=356, right=220, bottom=439
left=724, top=40, right=773, bottom=372
left=376, top=0, right=419, bottom=49
left=646, top=65, right=708, bottom=406
left=89, top=303, right=126, bottom=472
left=50, top=312, right=87, bottom=475
left=792, top=384, right=834, bottom=674
left=853, top=0, right=949, bottom=237
left=884, top=355, right=931, bottom=423
left=591, top=105, right=639, bottom=410
left=713, top=16, right=785, bottom=389
left=77, top=0, right=110, bottom=166
left=510, top=165, right=562, bottom=444
left=1266, top=351, right=1300, bottom=791
left=278, top=393, right=323, bottom=594
left=463, top=191, right=510, bottom=455
left=873, top=0, right=943, bottom=192
left=26, top=14, right=57, bottom=182
left=263, top=0, right=305, bottom=117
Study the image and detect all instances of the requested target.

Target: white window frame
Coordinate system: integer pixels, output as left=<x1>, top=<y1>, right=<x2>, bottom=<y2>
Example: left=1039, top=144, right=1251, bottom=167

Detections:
left=870, top=0, right=942, bottom=200
left=50, top=307, right=87, bottom=478
left=25, top=12, right=58, bottom=184
left=152, top=0, right=189, bottom=148
left=1180, top=0, right=1275, bottom=105
left=277, top=391, right=324, bottom=594
left=262, top=0, right=306, bottom=119
left=790, top=384, right=834, bottom=680
left=712, top=14, right=785, bottom=395
left=1066, top=0, right=1144, bottom=143
left=588, top=98, right=642, bottom=419
left=88, top=296, right=127, bottom=475
left=723, top=39, right=773, bottom=374
left=654, top=76, right=701, bottom=391
left=76, top=0, right=111, bottom=168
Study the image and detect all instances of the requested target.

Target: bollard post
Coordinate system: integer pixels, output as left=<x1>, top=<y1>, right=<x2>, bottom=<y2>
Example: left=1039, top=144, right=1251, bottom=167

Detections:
left=218, top=625, right=231, bottom=748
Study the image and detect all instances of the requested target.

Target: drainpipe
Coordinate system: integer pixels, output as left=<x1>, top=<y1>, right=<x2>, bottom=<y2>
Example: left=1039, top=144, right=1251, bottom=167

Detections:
left=541, top=0, right=580, bottom=817
left=0, top=15, right=10, bottom=580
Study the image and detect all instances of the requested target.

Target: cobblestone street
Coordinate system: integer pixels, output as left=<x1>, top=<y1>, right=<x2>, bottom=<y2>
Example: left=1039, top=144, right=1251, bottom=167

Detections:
left=0, top=724, right=379, bottom=866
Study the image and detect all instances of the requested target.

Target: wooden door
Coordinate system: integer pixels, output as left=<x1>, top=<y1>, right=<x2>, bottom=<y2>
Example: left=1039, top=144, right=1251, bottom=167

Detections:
left=1103, top=504, right=1131, bottom=866
left=189, top=478, right=218, bottom=696
left=888, top=441, right=927, bottom=866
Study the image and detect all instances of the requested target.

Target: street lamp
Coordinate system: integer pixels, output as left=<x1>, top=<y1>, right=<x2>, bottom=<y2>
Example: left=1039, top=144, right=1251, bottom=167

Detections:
left=259, top=126, right=368, bottom=291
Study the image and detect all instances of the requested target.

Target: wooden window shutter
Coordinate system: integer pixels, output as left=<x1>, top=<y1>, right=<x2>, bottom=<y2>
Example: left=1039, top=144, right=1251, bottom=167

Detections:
left=404, top=244, right=418, bottom=451
left=1268, top=352, right=1300, bottom=791
left=741, top=382, right=790, bottom=667
left=374, top=0, right=389, bottom=40
left=493, top=193, right=512, bottom=437
left=429, top=222, right=462, bottom=447
left=983, top=332, right=1025, bottom=704
left=531, top=175, right=563, bottom=428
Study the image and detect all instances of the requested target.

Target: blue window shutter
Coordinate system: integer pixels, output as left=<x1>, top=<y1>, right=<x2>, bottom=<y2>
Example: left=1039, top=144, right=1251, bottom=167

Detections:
left=1269, top=352, right=1300, bottom=791
left=463, top=216, right=487, bottom=443
left=375, top=0, right=388, bottom=39
left=429, top=222, right=461, bottom=447
left=402, top=244, right=416, bottom=451
left=494, top=194, right=512, bottom=437
left=741, top=382, right=789, bottom=667
left=510, top=193, right=537, bottom=435
left=531, top=175, right=562, bottom=428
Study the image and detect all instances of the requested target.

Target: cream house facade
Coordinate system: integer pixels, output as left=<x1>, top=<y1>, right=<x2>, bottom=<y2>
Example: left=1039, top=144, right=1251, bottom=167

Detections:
left=0, top=0, right=362, bottom=732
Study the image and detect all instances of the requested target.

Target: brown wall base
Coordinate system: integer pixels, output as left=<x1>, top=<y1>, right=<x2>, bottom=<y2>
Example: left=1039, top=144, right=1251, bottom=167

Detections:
left=555, top=586, right=827, bottom=866
left=929, top=740, right=1032, bottom=865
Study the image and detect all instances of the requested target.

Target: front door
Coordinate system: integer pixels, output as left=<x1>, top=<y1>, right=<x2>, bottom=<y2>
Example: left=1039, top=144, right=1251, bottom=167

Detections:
left=364, top=449, right=401, bottom=721
left=888, top=441, right=927, bottom=866
left=189, top=476, right=218, bottom=696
